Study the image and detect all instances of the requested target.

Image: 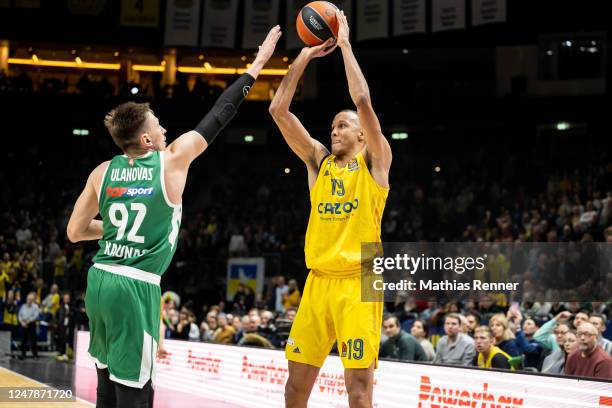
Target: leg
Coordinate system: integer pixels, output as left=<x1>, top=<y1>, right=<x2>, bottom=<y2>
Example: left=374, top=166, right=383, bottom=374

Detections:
left=96, top=368, right=117, bottom=408
left=285, top=361, right=320, bottom=408
left=283, top=272, right=334, bottom=407
left=30, top=324, right=38, bottom=358
left=20, top=325, right=28, bottom=357
left=115, top=380, right=154, bottom=408
left=344, top=362, right=375, bottom=408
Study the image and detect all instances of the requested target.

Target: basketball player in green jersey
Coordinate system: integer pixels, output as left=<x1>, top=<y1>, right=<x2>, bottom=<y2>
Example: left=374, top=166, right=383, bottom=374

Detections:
left=67, top=27, right=281, bottom=408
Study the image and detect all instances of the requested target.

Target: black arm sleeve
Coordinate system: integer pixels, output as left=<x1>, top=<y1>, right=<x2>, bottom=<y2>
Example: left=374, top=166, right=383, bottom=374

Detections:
left=194, top=73, right=255, bottom=145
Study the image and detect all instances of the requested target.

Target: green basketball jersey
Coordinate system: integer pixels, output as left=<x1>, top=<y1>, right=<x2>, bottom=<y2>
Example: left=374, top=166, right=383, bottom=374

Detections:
left=92, top=151, right=182, bottom=276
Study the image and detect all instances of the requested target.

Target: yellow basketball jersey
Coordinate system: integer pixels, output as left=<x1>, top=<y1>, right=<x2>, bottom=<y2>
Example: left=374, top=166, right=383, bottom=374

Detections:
left=305, top=152, right=389, bottom=277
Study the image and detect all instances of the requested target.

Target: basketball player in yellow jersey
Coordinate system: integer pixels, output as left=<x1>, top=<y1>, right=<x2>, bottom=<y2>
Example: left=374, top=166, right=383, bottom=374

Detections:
left=269, top=10, right=391, bottom=408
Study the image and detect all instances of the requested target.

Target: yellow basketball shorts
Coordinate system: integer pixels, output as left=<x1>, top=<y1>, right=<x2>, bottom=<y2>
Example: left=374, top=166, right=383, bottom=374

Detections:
left=285, top=270, right=383, bottom=369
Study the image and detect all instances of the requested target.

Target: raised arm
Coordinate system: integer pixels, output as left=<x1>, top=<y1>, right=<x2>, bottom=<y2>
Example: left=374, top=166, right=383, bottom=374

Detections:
left=67, top=162, right=107, bottom=243
left=166, top=26, right=283, bottom=171
left=268, top=40, right=336, bottom=186
left=335, top=10, right=392, bottom=187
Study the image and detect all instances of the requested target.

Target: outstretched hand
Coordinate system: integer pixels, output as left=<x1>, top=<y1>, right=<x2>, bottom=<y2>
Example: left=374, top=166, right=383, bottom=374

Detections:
left=254, top=25, right=282, bottom=65
left=335, top=9, right=350, bottom=48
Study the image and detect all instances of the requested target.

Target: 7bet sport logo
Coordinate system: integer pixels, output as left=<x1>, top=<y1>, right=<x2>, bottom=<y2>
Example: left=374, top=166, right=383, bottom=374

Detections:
left=106, top=186, right=154, bottom=197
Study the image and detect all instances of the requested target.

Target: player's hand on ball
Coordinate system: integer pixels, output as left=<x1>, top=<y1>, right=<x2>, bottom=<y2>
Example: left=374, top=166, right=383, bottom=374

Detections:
left=302, top=38, right=337, bottom=59
left=335, top=9, right=350, bottom=48
left=255, top=25, right=282, bottom=65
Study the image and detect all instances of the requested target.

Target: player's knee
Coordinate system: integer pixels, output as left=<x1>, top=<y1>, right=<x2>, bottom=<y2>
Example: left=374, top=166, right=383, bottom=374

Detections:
left=346, top=373, right=371, bottom=402
left=285, top=375, right=307, bottom=396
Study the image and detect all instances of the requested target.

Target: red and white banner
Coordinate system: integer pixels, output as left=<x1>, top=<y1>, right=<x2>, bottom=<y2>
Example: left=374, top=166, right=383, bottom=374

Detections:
left=432, top=0, right=465, bottom=32
left=472, top=0, right=506, bottom=26
left=393, top=0, right=426, bottom=36
left=201, top=0, right=239, bottom=48
left=356, top=0, right=388, bottom=42
left=164, top=0, right=202, bottom=47
left=75, top=331, right=611, bottom=408
left=241, top=0, right=280, bottom=49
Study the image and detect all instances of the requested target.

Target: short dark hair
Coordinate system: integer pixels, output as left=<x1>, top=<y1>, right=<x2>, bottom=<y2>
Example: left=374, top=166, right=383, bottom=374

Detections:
left=590, top=313, right=607, bottom=327
left=383, top=314, right=400, bottom=327
left=444, top=313, right=462, bottom=325
left=104, top=102, right=151, bottom=151
left=466, top=311, right=482, bottom=325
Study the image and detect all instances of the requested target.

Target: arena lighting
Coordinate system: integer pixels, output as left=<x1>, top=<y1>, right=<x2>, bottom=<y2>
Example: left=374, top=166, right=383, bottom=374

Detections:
left=236, top=68, right=288, bottom=75
left=132, top=64, right=164, bottom=72
left=244, top=135, right=254, bottom=143
left=177, top=66, right=237, bottom=74
left=391, top=132, right=408, bottom=140
left=72, top=128, right=90, bottom=136
left=8, top=57, right=120, bottom=70
left=8, top=57, right=287, bottom=75
left=556, top=121, right=571, bottom=131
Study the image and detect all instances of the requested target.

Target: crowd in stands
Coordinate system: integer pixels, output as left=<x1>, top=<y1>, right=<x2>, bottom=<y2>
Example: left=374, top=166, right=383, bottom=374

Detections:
left=0, top=95, right=610, bottom=380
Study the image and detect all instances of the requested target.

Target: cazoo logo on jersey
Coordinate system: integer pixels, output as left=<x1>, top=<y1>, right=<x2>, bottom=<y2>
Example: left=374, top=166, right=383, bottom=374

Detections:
left=317, top=198, right=359, bottom=215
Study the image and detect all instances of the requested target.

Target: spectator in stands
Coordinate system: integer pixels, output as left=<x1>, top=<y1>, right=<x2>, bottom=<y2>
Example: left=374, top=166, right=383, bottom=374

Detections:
left=514, top=316, right=544, bottom=369
left=565, top=322, right=612, bottom=379
left=41, top=283, right=60, bottom=316
left=540, top=321, right=572, bottom=374
left=563, top=330, right=578, bottom=356
left=233, top=315, right=250, bottom=344
left=1, top=290, right=19, bottom=332
left=18, top=292, right=39, bottom=359
left=170, top=310, right=192, bottom=340
left=478, top=295, right=502, bottom=321
left=187, top=311, right=200, bottom=341
left=285, top=307, right=297, bottom=321
left=213, top=313, right=235, bottom=344
left=433, top=313, right=475, bottom=366
left=269, top=275, right=288, bottom=313
left=420, top=297, right=439, bottom=322
left=238, top=313, right=273, bottom=348
left=472, top=326, right=511, bottom=370
left=535, top=311, right=572, bottom=351
left=489, top=313, right=520, bottom=357
left=258, top=310, right=278, bottom=347
left=588, top=314, right=612, bottom=354
left=465, top=311, right=481, bottom=338
left=54, top=292, right=73, bottom=361
left=282, top=279, right=301, bottom=311
left=410, top=319, right=435, bottom=361
left=380, top=315, right=426, bottom=362
left=573, top=311, right=589, bottom=329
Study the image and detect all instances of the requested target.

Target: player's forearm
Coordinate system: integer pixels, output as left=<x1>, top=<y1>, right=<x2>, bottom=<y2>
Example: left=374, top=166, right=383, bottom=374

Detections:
left=245, top=59, right=266, bottom=80
left=339, top=43, right=371, bottom=107
left=68, top=219, right=102, bottom=242
left=194, top=73, right=255, bottom=146
left=269, top=52, right=310, bottom=115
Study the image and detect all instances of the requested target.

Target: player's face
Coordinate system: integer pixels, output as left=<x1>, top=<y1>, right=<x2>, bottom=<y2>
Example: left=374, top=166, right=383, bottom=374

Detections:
left=142, top=112, right=167, bottom=151
left=330, top=111, right=361, bottom=156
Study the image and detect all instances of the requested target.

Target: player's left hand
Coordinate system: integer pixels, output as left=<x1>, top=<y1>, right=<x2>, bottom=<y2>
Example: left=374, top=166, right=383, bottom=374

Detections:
left=335, top=9, right=350, bottom=48
left=254, top=25, right=282, bottom=65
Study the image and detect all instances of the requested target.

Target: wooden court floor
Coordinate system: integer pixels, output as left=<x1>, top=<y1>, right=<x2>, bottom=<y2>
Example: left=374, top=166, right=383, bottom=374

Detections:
left=0, top=366, right=92, bottom=408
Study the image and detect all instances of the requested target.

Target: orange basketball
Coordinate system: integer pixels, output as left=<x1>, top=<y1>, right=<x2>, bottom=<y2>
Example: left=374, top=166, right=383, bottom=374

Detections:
left=296, top=1, right=339, bottom=46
